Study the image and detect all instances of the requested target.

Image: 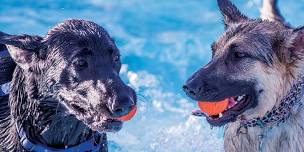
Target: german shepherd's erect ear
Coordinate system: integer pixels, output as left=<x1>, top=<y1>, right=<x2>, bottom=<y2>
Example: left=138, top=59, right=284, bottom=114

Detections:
left=217, top=0, right=249, bottom=28
left=0, top=32, right=43, bottom=71
left=217, top=0, right=302, bottom=65
left=271, top=27, right=304, bottom=65
left=290, top=27, right=304, bottom=54
left=279, top=27, right=304, bottom=65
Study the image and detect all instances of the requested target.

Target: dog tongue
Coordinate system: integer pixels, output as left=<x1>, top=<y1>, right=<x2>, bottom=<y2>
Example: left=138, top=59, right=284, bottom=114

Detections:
left=198, top=98, right=229, bottom=116
left=228, top=97, right=237, bottom=109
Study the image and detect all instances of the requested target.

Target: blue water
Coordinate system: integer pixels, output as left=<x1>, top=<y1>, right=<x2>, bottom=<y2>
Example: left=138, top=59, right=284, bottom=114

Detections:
left=1, top=0, right=303, bottom=151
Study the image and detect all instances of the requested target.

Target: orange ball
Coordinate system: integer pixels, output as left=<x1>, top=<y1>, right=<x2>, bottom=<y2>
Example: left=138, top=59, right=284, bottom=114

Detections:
left=117, top=106, right=137, bottom=121
left=198, top=99, right=229, bottom=116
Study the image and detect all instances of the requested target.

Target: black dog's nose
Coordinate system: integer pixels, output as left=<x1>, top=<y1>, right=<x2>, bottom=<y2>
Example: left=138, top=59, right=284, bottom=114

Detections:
left=111, top=95, right=134, bottom=117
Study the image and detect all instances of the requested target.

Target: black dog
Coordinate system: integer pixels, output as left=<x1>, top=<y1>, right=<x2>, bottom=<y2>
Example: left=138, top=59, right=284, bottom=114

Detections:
left=0, top=19, right=136, bottom=151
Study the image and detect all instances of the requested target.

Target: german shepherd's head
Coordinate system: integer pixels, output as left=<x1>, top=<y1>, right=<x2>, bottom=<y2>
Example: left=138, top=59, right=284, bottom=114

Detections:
left=0, top=20, right=137, bottom=132
left=183, top=0, right=304, bottom=126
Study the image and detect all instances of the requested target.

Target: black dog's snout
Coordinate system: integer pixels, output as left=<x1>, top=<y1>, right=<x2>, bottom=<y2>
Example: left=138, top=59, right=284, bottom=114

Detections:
left=106, top=76, right=137, bottom=117
left=110, top=89, right=135, bottom=117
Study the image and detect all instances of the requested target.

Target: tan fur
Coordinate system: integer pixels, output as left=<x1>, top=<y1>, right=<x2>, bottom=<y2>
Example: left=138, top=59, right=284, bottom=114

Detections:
left=224, top=52, right=304, bottom=152
left=224, top=112, right=304, bottom=152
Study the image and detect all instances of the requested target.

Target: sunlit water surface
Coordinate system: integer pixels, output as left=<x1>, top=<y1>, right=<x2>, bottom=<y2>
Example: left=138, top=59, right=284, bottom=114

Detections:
left=0, top=0, right=303, bottom=151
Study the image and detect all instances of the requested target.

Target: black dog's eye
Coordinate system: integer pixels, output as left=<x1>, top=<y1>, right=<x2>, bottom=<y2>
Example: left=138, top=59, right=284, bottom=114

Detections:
left=112, top=54, right=121, bottom=72
left=75, top=59, right=88, bottom=69
left=113, top=55, right=120, bottom=62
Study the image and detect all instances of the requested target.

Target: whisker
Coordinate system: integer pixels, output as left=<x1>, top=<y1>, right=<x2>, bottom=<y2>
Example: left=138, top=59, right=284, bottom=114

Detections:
left=136, top=93, right=149, bottom=103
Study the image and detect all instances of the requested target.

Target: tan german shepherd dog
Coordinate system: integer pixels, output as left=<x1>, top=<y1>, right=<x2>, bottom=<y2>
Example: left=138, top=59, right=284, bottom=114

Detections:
left=183, top=0, right=304, bottom=151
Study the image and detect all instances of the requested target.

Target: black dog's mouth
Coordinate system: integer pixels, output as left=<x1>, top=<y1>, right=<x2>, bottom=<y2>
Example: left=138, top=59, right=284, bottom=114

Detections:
left=58, top=97, right=124, bottom=132
left=90, top=118, right=123, bottom=133
left=193, top=94, right=256, bottom=126
left=72, top=110, right=124, bottom=133
left=74, top=112, right=124, bottom=133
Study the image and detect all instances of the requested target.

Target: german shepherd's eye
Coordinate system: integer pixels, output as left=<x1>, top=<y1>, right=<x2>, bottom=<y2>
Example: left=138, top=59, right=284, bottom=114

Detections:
left=74, top=59, right=88, bottom=69
left=229, top=44, right=249, bottom=60
left=233, top=52, right=246, bottom=59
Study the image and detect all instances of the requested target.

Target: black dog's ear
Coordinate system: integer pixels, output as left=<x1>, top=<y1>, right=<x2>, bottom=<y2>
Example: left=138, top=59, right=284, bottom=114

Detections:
left=0, top=31, right=43, bottom=70
left=217, top=0, right=249, bottom=28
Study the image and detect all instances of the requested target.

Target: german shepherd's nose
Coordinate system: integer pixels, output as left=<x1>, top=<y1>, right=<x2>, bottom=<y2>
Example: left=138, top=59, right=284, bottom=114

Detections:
left=183, top=68, right=220, bottom=101
left=183, top=71, right=204, bottom=99
left=183, top=83, right=201, bottom=98
left=183, top=81, right=202, bottom=99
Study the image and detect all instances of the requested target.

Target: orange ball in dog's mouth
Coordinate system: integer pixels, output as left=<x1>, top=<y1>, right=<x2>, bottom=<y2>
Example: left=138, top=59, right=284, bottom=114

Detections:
left=198, top=99, right=229, bottom=116
left=117, top=106, right=137, bottom=121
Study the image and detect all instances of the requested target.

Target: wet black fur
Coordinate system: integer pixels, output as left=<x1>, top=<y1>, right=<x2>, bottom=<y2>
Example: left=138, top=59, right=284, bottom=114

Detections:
left=0, top=20, right=136, bottom=151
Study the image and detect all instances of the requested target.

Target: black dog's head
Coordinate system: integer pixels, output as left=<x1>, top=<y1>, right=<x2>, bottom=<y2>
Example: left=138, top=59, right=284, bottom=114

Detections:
left=183, top=0, right=304, bottom=126
left=0, top=19, right=136, bottom=132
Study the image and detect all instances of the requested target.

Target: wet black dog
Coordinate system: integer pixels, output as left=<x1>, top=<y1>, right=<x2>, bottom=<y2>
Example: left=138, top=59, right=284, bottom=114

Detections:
left=0, top=19, right=136, bottom=151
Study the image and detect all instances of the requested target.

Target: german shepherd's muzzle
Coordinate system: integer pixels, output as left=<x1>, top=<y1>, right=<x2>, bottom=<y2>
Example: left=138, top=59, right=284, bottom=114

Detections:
left=183, top=56, right=258, bottom=126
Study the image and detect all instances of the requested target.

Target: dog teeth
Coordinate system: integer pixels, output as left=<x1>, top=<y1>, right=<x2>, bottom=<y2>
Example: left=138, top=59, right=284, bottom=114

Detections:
left=236, top=95, right=245, bottom=101
left=219, top=113, right=223, bottom=118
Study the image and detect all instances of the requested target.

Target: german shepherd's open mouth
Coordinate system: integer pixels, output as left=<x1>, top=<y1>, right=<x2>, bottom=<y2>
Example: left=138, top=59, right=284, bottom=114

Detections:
left=192, top=94, right=257, bottom=126
left=184, top=77, right=258, bottom=126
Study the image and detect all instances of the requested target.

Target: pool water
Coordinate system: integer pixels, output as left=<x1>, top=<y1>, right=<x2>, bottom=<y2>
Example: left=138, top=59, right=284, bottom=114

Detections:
left=0, top=0, right=303, bottom=151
